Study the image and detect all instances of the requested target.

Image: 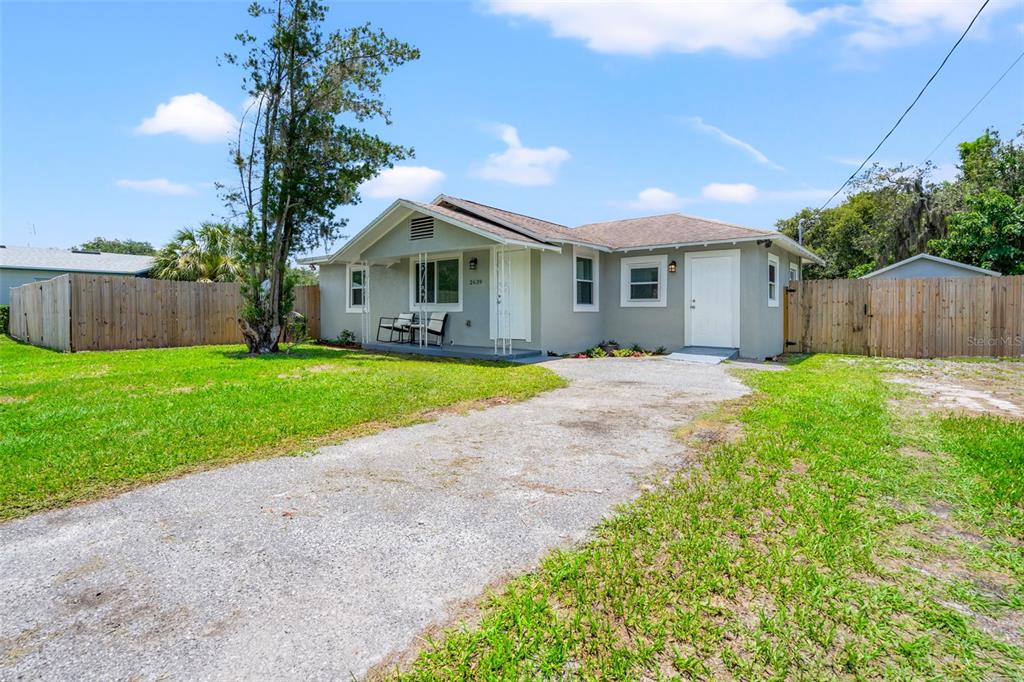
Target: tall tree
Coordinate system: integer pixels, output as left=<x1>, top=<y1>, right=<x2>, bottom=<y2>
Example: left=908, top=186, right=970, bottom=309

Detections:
left=223, top=0, right=418, bottom=353
left=74, top=237, right=156, bottom=255
left=152, top=223, right=242, bottom=282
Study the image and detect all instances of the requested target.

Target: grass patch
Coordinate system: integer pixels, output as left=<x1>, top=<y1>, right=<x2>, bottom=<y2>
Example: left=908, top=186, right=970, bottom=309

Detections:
left=0, top=337, right=564, bottom=519
left=392, top=355, right=1024, bottom=680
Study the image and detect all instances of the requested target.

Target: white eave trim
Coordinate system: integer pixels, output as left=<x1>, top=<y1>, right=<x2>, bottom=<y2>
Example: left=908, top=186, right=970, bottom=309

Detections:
left=859, top=253, right=1001, bottom=279
left=613, top=234, right=823, bottom=265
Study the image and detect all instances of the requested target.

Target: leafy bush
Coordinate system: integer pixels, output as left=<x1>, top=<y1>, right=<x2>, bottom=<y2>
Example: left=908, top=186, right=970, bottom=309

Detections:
left=336, top=329, right=358, bottom=346
left=585, top=346, right=607, bottom=358
left=0, top=305, right=8, bottom=335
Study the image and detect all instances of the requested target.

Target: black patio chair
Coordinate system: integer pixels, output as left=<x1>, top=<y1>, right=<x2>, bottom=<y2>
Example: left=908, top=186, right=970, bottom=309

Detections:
left=377, top=312, right=414, bottom=343
left=410, top=312, right=448, bottom=347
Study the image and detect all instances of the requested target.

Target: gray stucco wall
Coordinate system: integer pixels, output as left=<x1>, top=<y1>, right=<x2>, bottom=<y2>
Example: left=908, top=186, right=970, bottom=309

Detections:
left=866, top=258, right=995, bottom=280
left=317, top=211, right=800, bottom=359
left=319, top=247, right=545, bottom=351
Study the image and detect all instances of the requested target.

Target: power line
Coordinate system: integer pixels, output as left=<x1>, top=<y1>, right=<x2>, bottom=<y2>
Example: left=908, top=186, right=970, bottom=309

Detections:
left=921, top=48, right=1024, bottom=164
left=817, top=0, right=991, bottom=212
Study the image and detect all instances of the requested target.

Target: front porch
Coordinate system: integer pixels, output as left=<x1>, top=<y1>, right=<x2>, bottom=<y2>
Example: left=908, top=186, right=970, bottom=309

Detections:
left=362, top=340, right=545, bottom=363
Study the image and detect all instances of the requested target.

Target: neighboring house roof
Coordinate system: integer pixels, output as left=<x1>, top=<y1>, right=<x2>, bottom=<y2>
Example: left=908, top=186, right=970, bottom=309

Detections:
left=0, top=245, right=154, bottom=274
left=859, top=253, right=1001, bottom=279
left=302, top=195, right=823, bottom=265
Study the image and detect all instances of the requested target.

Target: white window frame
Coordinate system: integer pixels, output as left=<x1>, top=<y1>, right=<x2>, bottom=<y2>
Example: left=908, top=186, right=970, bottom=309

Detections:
left=620, top=254, right=668, bottom=308
left=407, top=251, right=463, bottom=313
left=346, top=264, right=366, bottom=313
left=768, top=253, right=780, bottom=308
left=789, top=262, right=799, bottom=284
left=572, top=246, right=600, bottom=312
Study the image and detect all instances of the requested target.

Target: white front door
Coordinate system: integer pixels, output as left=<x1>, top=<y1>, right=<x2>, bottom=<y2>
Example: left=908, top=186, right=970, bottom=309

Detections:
left=491, top=248, right=531, bottom=341
left=686, top=251, right=739, bottom=348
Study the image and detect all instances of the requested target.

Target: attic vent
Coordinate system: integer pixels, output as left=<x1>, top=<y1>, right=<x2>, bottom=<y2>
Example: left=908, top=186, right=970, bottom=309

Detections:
left=71, top=249, right=101, bottom=255
left=410, top=216, right=435, bottom=240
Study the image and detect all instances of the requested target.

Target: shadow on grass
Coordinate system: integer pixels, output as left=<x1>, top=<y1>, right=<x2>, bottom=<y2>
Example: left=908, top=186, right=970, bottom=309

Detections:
left=778, top=352, right=814, bottom=366
left=213, top=345, right=519, bottom=369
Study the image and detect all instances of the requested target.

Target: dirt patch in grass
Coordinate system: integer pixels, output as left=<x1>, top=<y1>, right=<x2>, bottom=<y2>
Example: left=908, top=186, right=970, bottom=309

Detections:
left=887, top=358, right=1024, bottom=419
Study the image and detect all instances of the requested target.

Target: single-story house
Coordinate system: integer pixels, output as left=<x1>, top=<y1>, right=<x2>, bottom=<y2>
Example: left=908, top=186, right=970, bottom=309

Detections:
left=302, top=195, right=822, bottom=360
left=859, top=253, right=1001, bottom=280
left=0, top=245, right=154, bottom=305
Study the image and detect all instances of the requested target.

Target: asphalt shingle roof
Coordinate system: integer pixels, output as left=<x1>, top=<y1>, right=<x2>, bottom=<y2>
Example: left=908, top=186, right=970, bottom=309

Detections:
left=0, top=245, right=154, bottom=274
left=433, top=196, right=775, bottom=251
left=410, top=201, right=550, bottom=246
left=571, top=213, right=772, bottom=249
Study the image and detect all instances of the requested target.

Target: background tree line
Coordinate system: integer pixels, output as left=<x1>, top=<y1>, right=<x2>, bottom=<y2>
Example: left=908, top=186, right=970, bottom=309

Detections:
left=778, top=127, right=1024, bottom=279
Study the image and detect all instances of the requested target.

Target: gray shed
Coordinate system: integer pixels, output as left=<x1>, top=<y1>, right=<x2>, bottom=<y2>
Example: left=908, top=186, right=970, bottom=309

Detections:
left=859, top=254, right=1000, bottom=280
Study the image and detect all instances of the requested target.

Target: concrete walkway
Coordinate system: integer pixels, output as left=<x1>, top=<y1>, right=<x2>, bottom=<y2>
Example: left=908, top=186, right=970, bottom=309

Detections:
left=0, top=358, right=749, bottom=681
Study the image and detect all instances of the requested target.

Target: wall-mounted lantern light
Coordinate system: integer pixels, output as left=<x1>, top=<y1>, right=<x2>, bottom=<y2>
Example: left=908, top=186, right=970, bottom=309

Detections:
left=668, top=260, right=677, bottom=274
left=468, top=257, right=478, bottom=270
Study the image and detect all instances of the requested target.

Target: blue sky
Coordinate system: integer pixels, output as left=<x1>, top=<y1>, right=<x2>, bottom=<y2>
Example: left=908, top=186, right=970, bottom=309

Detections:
left=2, top=0, right=1022, bottom=257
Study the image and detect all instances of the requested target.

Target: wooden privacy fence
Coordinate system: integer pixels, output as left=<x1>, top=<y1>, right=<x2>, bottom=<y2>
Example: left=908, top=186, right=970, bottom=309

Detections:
left=785, top=275, right=1024, bottom=358
left=9, top=274, right=320, bottom=352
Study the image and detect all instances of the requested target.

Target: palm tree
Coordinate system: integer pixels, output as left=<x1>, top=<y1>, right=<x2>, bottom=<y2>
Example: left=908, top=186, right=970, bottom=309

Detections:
left=152, top=223, right=242, bottom=282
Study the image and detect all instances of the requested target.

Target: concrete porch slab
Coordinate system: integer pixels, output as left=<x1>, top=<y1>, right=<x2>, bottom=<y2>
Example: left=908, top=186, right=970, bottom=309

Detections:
left=666, top=346, right=739, bottom=364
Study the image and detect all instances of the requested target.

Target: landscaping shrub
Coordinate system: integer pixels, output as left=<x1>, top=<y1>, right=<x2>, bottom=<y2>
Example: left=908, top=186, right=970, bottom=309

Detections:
left=0, top=305, right=8, bottom=335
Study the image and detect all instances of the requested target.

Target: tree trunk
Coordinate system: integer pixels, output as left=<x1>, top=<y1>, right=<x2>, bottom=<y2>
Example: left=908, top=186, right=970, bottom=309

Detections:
left=239, top=311, right=281, bottom=354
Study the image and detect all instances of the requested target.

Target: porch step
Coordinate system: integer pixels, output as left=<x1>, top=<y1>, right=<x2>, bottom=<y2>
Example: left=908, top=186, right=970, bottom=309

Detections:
left=666, top=346, right=739, bottom=364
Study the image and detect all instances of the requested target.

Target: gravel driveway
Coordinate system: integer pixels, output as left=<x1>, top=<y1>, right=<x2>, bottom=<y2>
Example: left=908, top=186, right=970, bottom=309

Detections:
left=0, top=357, right=749, bottom=680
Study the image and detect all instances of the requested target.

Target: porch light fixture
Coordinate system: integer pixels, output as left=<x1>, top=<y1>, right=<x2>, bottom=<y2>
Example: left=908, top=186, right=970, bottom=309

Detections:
left=668, top=260, right=677, bottom=274
left=469, top=257, right=478, bottom=270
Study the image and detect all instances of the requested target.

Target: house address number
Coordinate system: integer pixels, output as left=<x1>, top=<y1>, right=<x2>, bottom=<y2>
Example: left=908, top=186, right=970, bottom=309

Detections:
left=468, top=278, right=484, bottom=286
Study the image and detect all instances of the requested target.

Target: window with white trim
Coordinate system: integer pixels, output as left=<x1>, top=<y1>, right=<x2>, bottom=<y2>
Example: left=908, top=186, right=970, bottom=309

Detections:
left=620, top=255, right=668, bottom=308
left=767, top=253, right=779, bottom=307
left=346, top=265, right=366, bottom=313
left=408, top=254, right=463, bottom=312
left=573, top=247, right=599, bottom=312
left=789, top=262, right=799, bottom=284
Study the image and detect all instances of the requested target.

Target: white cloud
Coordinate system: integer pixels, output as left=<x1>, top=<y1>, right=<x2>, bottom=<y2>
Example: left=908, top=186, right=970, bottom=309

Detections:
left=847, top=0, right=1014, bottom=51
left=476, top=124, right=570, bottom=186
left=135, top=93, right=239, bottom=143
left=625, top=187, right=683, bottom=211
left=115, top=178, right=196, bottom=196
left=702, top=182, right=759, bottom=204
left=487, top=0, right=827, bottom=57
left=360, top=166, right=446, bottom=199
left=686, top=116, right=784, bottom=171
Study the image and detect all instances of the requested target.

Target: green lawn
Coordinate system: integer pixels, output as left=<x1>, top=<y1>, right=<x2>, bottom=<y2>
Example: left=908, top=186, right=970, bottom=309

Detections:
left=394, top=355, right=1024, bottom=680
left=0, top=337, right=563, bottom=519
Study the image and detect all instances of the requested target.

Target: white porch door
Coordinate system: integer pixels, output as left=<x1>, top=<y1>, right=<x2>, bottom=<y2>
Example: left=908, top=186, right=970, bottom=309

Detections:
left=688, top=253, right=738, bottom=348
left=491, top=249, right=531, bottom=341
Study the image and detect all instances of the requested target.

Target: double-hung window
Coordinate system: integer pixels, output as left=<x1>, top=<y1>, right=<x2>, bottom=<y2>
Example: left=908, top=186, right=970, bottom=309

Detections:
left=789, top=262, right=799, bottom=284
left=409, top=254, right=462, bottom=311
left=346, top=265, right=366, bottom=313
left=620, top=255, right=668, bottom=308
left=767, top=253, right=779, bottom=307
left=573, top=247, right=599, bottom=312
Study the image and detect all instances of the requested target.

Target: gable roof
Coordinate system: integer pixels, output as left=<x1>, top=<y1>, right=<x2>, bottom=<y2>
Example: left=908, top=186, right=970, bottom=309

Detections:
left=860, top=253, right=1001, bottom=279
left=303, top=195, right=823, bottom=265
left=572, top=213, right=771, bottom=249
left=410, top=200, right=550, bottom=246
left=434, top=195, right=608, bottom=247
left=0, top=245, right=154, bottom=274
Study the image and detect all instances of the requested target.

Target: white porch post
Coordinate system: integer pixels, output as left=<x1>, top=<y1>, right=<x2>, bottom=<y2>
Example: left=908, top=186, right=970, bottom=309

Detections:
left=363, top=259, right=370, bottom=344
left=417, top=252, right=427, bottom=347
